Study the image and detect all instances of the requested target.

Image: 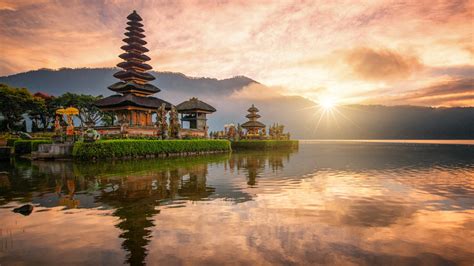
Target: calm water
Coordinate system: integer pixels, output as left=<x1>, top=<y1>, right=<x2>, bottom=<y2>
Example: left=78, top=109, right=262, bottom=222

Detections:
left=0, top=142, right=473, bottom=265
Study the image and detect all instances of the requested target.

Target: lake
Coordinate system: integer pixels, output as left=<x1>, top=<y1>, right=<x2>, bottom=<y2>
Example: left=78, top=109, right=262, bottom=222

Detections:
left=0, top=142, right=473, bottom=265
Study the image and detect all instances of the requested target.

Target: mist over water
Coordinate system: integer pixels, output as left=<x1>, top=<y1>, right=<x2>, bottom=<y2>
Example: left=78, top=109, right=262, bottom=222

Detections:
left=0, top=142, right=473, bottom=265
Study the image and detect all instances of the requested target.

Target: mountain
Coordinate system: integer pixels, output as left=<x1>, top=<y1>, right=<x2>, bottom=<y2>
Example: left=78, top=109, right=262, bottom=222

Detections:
left=1, top=68, right=473, bottom=139
left=0, top=67, right=256, bottom=98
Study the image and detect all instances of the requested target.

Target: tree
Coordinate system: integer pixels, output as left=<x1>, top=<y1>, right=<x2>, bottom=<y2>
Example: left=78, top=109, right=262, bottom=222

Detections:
left=53, top=93, right=104, bottom=128
left=102, top=112, right=116, bottom=127
left=28, top=96, right=47, bottom=132
left=0, top=84, right=35, bottom=131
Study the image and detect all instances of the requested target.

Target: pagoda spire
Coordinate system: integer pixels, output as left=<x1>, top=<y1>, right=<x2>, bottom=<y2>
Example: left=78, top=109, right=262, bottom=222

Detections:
left=108, top=10, right=160, bottom=96
left=246, top=104, right=261, bottom=122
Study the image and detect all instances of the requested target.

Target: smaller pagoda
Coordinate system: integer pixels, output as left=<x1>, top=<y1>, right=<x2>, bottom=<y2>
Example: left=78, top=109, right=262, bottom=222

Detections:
left=241, top=104, right=266, bottom=137
left=176, top=97, right=216, bottom=138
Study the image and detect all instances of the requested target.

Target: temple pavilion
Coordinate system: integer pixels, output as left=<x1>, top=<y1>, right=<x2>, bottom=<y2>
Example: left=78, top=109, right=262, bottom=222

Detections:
left=241, top=104, right=266, bottom=137
left=95, top=11, right=172, bottom=134
left=176, top=97, right=216, bottom=138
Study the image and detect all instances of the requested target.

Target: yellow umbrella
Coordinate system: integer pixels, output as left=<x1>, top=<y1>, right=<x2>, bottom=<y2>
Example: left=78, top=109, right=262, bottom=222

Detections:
left=64, top=107, right=79, bottom=115
left=56, top=108, right=66, bottom=115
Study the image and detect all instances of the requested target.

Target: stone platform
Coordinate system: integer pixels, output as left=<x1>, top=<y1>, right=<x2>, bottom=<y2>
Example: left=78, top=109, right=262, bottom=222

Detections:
left=31, top=143, right=74, bottom=160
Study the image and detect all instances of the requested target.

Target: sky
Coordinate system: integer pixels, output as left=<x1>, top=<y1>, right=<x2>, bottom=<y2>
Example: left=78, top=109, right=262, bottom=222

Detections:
left=0, top=0, right=473, bottom=107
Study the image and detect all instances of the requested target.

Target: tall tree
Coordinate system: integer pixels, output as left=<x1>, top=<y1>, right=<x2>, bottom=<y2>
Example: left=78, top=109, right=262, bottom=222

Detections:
left=0, top=84, right=35, bottom=131
left=28, top=96, right=47, bottom=132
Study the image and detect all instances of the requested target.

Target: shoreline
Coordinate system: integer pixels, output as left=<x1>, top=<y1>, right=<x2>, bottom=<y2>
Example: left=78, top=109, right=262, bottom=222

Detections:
left=299, top=139, right=474, bottom=146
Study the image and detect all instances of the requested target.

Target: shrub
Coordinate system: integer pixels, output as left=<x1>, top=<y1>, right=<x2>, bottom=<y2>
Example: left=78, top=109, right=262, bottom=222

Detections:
left=31, top=132, right=54, bottom=138
left=73, top=139, right=231, bottom=160
left=14, top=139, right=52, bottom=154
left=6, top=138, right=18, bottom=147
left=231, top=140, right=299, bottom=150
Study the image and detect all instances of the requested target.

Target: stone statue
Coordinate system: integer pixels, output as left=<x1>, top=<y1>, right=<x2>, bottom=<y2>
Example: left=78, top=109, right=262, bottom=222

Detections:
left=54, top=115, right=62, bottom=135
left=237, top=123, right=244, bottom=140
left=84, top=128, right=100, bottom=142
left=119, top=113, right=129, bottom=135
left=227, top=124, right=236, bottom=140
left=157, top=103, right=168, bottom=139
left=169, top=106, right=181, bottom=139
left=66, top=114, right=74, bottom=136
left=269, top=124, right=274, bottom=139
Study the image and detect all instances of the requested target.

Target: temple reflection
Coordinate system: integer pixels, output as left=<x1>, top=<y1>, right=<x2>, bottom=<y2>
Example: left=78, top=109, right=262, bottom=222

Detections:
left=1, top=151, right=294, bottom=265
left=226, top=150, right=293, bottom=186
left=0, top=144, right=473, bottom=265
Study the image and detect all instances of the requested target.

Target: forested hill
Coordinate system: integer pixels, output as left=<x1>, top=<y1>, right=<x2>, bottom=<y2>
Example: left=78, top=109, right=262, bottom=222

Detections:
left=0, top=68, right=256, bottom=97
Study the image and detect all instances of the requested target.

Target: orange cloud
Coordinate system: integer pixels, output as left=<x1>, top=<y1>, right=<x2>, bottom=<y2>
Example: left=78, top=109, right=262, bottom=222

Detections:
left=0, top=0, right=472, bottom=106
left=344, top=47, right=422, bottom=81
left=363, top=78, right=474, bottom=107
left=230, top=83, right=285, bottom=100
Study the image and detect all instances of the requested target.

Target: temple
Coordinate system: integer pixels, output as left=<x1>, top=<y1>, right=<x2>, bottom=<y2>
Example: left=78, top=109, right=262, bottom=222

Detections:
left=176, top=97, right=216, bottom=138
left=95, top=10, right=172, bottom=135
left=241, top=104, right=266, bottom=138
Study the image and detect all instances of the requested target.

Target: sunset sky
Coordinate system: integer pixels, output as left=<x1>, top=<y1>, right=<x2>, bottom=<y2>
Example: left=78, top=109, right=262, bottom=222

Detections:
left=0, top=0, right=472, bottom=107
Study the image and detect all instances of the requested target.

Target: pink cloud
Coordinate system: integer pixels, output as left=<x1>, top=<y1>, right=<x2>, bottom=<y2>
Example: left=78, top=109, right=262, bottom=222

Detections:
left=0, top=0, right=472, bottom=106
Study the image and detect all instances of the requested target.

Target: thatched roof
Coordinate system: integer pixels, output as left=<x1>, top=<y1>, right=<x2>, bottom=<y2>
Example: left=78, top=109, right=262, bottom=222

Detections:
left=176, top=97, right=216, bottom=113
left=125, top=31, right=145, bottom=39
left=120, top=44, right=149, bottom=53
left=113, top=70, right=155, bottom=82
left=127, top=21, right=144, bottom=27
left=123, top=37, right=147, bottom=45
left=108, top=81, right=160, bottom=94
left=241, top=120, right=266, bottom=128
left=95, top=94, right=172, bottom=109
left=126, top=26, right=144, bottom=33
left=127, top=10, right=143, bottom=21
left=119, top=52, right=151, bottom=62
left=246, top=113, right=261, bottom=119
left=116, top=61, right=152, bottom=71
left=248, top=104, right=259, bottom=112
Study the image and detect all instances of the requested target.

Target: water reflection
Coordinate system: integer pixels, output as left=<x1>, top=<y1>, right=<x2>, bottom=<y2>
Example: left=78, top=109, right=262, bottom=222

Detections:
left=227, top=151, right=290, bottom=186
left=0, top=143, right=473, bottom=265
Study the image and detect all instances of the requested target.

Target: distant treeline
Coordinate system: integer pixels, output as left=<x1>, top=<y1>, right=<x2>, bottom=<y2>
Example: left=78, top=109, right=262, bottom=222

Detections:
left=305, top=105, right=474, bottom=139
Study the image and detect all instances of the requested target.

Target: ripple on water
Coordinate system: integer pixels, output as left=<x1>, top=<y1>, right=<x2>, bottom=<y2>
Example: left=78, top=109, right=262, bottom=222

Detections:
left=0, top=143, right=473, bottom=265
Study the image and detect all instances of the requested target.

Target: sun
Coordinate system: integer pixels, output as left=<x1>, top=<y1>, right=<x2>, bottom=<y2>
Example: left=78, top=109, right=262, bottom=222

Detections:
left=319, top=97, right=336, bottom=110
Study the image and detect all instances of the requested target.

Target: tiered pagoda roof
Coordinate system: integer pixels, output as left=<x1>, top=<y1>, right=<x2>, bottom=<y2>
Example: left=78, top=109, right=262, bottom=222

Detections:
left=96, top=10, right=171, bottom=110
left=241, top=104, right=265, bottom=128
left=112, top=10, right=157, bottom=92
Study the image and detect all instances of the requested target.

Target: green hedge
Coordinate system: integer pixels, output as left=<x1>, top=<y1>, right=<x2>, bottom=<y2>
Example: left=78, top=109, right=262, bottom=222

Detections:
left=231, top=140, right=299, bottom=150
left=14, top=140, right=52, bottom=154
left=6, top=138, right=18, bottom=147
left=7, top=137, right=50, bottom=147
left=73, top=139, right=231, bottom=160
